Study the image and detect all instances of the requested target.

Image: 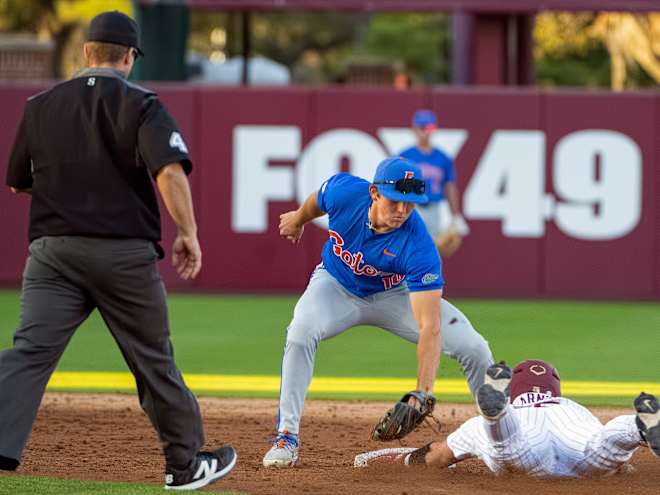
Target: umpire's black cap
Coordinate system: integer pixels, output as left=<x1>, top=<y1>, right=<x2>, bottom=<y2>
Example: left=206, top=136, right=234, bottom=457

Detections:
left=87, top=11, right=144, bottom=57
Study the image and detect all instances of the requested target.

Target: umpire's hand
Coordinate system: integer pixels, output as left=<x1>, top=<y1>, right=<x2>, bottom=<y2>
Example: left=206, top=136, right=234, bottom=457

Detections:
left=156, top=162, right=203, bottom=280
left=172, top=234, right=202, bottom=280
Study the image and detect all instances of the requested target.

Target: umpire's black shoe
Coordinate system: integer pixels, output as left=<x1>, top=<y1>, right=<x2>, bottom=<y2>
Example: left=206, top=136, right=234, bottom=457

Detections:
left=635, top=392, right=660, bottom=458
left=477, top=362, right=513, bottom=420
left=0, top=455, right=19, bottom=471
left=164, top=446, right=237, bottom=491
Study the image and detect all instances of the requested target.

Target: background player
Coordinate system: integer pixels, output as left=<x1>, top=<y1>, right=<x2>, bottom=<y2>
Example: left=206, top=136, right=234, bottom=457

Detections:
left=262, top=156, right=493, bottom=468
left=356, top=360, right=660, bottom=477
left=399, top=109, right=469, bottom=256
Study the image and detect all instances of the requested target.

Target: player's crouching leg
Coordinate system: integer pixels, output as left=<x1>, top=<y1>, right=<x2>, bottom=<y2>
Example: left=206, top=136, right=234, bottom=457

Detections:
left=262, top=319, right=324, bottom=468
left=442, top=308, right=494, bottom=395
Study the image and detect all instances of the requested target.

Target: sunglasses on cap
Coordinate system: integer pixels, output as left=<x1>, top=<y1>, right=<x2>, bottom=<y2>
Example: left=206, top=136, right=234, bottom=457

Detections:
left=373, top=178, right=426, bottom=195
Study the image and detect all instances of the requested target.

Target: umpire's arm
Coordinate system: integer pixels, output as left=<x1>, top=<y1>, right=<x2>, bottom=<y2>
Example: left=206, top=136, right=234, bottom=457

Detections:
left=6, top=104, right=33, bottom=195
left=156, top=162, right=201, bottom=280
left=409, top=289, right=442, bottom=395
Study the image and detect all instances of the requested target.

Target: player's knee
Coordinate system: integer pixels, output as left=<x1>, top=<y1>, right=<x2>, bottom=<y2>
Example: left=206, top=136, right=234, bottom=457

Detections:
left=285, top=320, right=323, bottom=349
left=460, top=336, right=493, bottom=367
left=11, top=339, right=62, bottom=364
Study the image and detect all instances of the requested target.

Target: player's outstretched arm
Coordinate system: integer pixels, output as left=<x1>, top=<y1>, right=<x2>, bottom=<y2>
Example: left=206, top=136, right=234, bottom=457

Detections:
left=423, top=440, right=460, bottom=467
left=279, top=190, right=325, bottom=244
left=409, top=289, right=443, bottom=395
left=355, top=440, right=463, bottom=468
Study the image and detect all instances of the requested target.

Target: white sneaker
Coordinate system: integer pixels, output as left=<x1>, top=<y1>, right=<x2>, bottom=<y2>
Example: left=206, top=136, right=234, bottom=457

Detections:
left=262, top=431, right=299, bottom=467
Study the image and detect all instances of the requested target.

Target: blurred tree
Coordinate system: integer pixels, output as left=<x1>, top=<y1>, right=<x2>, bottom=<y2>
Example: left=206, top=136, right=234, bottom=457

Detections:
left=188, top=11, right=366, bottom=83
left=591, top=13, right=660, bottom=90
left=535, top=12, right=598, bottom=58
left=535, top=12, right=660, bottom=90
left=0, top=0, right=57, bottom=38
left=0, top=0, right=132, bottom=78
left=188, top=10, right=450, bottom=85
left=535, top=12, right=609, bottom=87
left=366, top=13, right=450, bottom=84
left=188, top=10, right=225, bottom=57
left=252, top=12, right=367, bottom=83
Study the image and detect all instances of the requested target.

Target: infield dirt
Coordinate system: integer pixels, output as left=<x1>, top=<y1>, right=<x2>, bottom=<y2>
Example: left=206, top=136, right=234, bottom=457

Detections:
left=2, top=393, right=658, bottom=494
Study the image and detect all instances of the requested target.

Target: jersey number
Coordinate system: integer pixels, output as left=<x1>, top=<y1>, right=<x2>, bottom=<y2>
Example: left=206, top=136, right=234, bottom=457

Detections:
left=169, top=132, right=189, bottom=153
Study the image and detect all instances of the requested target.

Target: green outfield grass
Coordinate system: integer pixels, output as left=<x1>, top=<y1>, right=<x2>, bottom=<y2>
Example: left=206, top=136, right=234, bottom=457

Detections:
left=0, top=474, right=239, bottom=495
left=0, top=290, right=658, bottom=403
left=0, top=290, right=658, bottom=493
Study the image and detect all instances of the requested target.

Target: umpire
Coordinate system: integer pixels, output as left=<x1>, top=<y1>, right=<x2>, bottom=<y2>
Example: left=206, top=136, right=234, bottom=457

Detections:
left=0, top=11, right=236, bottom=491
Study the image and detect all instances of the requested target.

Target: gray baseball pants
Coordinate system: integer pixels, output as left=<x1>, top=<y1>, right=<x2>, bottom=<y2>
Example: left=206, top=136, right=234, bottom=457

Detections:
left=276, top=265, right=494, bottom=434
left=0, top=236, right=203, bottom=469
left=416, top=201, right=446, bottom=237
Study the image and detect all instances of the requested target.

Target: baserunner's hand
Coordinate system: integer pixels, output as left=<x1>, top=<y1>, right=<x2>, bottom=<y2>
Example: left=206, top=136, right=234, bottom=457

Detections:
left=279, top=210, right=305, bottom=244
left=172, top=234, right=202, bottom=280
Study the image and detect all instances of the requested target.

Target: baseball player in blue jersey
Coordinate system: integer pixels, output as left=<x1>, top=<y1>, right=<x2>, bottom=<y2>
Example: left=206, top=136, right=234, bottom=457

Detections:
left=262, top=156, right=493, bottom=468
left=400, top=110, right=469, bottom=255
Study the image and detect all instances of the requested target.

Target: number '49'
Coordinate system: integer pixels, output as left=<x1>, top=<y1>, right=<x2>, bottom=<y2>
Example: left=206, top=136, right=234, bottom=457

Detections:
left=463, top=130, right=641, bottom=240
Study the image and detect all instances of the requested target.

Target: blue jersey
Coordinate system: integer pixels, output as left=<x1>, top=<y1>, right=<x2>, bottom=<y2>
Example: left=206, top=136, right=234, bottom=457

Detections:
left=400, top=146, right=455, bottom=203
left=317, top=173, right=444, bottom=298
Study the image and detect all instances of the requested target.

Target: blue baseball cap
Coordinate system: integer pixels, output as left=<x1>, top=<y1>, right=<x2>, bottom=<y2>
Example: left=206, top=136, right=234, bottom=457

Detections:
left=373, top=156, right=428, bottom=204
left=412, top=109, right=437, bottom=130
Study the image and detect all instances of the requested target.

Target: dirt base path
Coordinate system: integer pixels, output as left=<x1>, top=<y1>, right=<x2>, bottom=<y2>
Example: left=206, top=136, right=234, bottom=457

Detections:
left=2, top=393, right=658, bottom=494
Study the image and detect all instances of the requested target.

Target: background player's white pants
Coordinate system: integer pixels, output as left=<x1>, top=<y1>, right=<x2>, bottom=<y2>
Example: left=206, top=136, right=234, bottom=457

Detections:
left=276, top=266, right=493, bottom=435
left=415, top=201, right=450, bottom=237
left=449, top=401, right=642, bottom=477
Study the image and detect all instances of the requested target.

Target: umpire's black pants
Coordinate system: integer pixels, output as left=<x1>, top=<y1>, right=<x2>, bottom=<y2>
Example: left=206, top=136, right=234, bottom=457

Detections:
left=0, top=236, right=204, bottom=469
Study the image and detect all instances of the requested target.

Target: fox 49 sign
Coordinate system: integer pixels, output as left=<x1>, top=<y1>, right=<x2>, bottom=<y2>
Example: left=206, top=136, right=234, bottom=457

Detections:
left=232, top=126, right=641, bottom=241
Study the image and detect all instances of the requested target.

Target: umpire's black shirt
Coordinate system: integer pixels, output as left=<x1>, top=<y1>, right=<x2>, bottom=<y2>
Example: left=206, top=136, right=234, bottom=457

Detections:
left=6, top=67, right=192, bottom=243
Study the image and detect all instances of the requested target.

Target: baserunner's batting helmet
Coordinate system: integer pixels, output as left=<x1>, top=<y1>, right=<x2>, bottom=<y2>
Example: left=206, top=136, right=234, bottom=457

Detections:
left=510, top=359, right=561, bottom=399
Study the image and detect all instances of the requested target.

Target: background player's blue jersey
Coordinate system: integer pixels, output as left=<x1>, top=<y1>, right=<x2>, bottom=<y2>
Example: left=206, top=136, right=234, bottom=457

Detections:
left=317, top=173, right=444, bottom=298
left=400, top=146, right=455, bottom=203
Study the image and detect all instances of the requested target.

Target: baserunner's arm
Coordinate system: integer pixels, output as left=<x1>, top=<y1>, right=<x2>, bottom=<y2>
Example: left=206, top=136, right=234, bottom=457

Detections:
left=403, top=439, right=460, bottom=467
left=279, top=190, right=325, bottom=244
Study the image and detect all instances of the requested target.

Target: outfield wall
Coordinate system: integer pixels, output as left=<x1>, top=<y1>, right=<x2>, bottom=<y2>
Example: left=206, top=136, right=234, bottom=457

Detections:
left=1, top=84, right=658, bottom=299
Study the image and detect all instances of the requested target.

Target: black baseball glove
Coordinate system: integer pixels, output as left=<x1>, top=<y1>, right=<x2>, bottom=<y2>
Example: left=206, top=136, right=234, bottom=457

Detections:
left=371, top=391, right=437, bottom=441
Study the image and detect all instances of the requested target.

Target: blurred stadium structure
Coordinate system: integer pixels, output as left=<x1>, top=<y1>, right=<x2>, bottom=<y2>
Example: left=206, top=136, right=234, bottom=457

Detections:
left=0, top=34, right=52, bottom=79
left=0, top=1, right=658, bottom=87
left=0, top=0, right=659, bottom=300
